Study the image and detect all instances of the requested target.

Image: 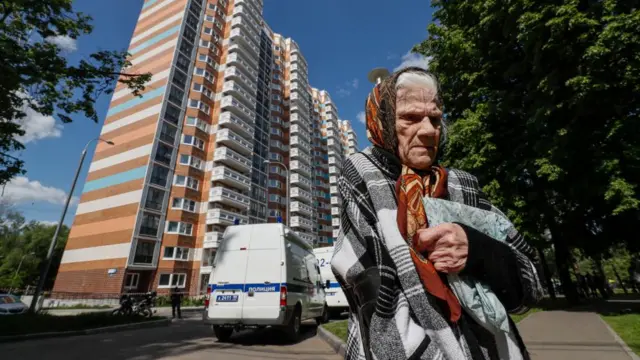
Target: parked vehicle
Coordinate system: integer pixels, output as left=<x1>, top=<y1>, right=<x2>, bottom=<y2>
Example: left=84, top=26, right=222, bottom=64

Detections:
left=313, top=246, right=349, bottom=318
left=0, top=294, right=28, bottom=315
left=204, top=223, right=327, bottom=342
left=112, top=291, right=156, bottom=317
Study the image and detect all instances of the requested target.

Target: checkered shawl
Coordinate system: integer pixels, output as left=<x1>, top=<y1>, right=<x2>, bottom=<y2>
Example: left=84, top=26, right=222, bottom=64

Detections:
left=331, top=147, right=543, bottom=360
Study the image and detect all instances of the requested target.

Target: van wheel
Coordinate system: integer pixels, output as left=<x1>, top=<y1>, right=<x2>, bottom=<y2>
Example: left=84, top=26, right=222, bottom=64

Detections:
left=316, top=305, right=329, bottom=325
left=213, top=326, right=233, bottom=342
left=285, top=306, right=302, bottom=342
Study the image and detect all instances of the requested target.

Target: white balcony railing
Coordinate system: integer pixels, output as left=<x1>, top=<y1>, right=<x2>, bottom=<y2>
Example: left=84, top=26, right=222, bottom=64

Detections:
left=218, top=111, right=254, bottom=139
left=207, top=209, right=248, bottom=226
left=220, top=95, right=256, bottom=124
left=290, top=173, right=312, bottom=189
left=211, top=165, right=251, bottom=191
left=214, top=147, right=252, bottom=173
left=291, top=216, right=314, bottom=231
left=216, top=128, right=253, bottom=156
left=203, top=232, right=223, bottom=249
left=291, top=201, right=313, bottom=216
left=331, top=207, right=340, bottom=215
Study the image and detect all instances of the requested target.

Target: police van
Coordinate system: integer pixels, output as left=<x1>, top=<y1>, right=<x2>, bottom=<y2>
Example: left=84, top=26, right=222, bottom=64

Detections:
left=313, top=246, right=349, bottom=317
left=204, top=223, right=328, bottom=341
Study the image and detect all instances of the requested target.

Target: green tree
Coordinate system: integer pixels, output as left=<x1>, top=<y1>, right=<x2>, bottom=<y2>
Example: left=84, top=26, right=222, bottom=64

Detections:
left=415, top=0, right=640, bottom=303
left=0, top=0, right=151, bottom=184
left=0, top=203, right=69, bottom=290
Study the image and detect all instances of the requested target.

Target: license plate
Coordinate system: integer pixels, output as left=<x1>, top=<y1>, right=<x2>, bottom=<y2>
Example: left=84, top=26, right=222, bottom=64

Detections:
left=216, top=295, right=239, bottom=302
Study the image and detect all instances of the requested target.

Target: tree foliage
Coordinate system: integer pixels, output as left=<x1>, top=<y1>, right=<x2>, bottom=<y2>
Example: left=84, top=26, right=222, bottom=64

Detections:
left=0, top=0, right=151, bottom=184
left=415, top=0, right=640, bottom=301
left=0, top=203, right=69, bottom=290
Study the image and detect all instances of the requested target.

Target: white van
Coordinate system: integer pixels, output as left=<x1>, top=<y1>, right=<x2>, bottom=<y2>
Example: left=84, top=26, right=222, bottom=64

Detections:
left=313, top=246, right=349, bottom=317
left=203, top=223, right=328, bottom=341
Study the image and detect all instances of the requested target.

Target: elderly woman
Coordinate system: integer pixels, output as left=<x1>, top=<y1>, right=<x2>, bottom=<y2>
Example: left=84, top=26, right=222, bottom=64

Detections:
left=331, top=67, right=543, bottom=360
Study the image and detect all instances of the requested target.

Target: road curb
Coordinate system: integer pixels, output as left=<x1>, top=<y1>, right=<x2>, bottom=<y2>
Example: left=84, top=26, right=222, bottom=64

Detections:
left=597, top=315, right=640, bottom=360
left=0, top=318, right=171, bottom=343
left=318, top=325, right=346, bottom=358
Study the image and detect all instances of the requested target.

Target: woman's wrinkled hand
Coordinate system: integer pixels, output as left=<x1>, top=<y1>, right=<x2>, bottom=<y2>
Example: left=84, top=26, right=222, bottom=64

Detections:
left=416, top=223, right=468, bottom=274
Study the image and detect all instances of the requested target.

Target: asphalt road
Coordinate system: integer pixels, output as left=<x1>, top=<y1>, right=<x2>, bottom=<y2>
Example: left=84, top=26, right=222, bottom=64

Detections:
left=0, top=318, right=343, bottom=360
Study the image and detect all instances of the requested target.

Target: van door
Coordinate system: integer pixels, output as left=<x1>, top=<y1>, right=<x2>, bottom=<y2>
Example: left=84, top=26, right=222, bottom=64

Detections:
left=208, top=228, right=250, bottom=321
left=306, top=255, right=325, bottom=318
left=241, top=225, right=283, bottom=322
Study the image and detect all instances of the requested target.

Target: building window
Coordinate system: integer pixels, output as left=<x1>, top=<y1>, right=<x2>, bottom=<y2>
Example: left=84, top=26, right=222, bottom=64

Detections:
left=188, top=99, right=211, bottom=115
left=192, top=83, right=213, bottom=99
left=204, top=14, right=214, bottom=21
left=158, top=273, right=187, bottom=288
left=163, top=246, right=190, bottom=261
left=124, top=273, right=139, bottom=289
left=174, top=175, right=199, bottom=190
left=268, top=179, right=280, bottom=188
left=150, top=165, right=171, bottom=187
left=159, top=122, right=177, bottom=144
left=139, top=213, right=161, bottom=237
left=172, top=197, right=197, bottom=212
left=133, top=240, right=155, bottom=264
left=166, top=221, right=194, bottom=236
left=185, top=116, right=210, bottom=133
left=154, top=143, right=174, bottom=165
left=203, top=27, right=213, bottom=35
left=182, top=134, right=205, bottom=150
left=269, top=194, right=280, bottom=202
left=179, top=154, right=204, bottom=170
left=144, top=187, right=166, bottom=211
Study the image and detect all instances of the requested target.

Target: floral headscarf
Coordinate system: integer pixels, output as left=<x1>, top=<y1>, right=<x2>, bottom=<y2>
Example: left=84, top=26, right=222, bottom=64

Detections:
left=365, top=67, right=461, bottom=323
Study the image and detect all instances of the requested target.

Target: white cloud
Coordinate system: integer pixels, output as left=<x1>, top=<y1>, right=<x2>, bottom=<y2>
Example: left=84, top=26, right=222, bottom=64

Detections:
left=45, top=35, right=78, bottom=53
left=357, top=111, right=366, bottom=124
left=386, top=53, right=398, bottom=60
left=351, top=79, right=359, bottom=89
left=38, top=220, right=59, bottom=226
left=14, top=108, right=63, bottom=144
left=394, top=51, right=432, bottom=72
left=336, top=88, right=351, bottom=97
left=3, top=176, right=78, bottom=206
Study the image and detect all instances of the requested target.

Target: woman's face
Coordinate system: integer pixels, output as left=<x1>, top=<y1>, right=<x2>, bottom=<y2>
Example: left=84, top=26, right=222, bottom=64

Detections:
left=395, top=85, right=443, bottom=170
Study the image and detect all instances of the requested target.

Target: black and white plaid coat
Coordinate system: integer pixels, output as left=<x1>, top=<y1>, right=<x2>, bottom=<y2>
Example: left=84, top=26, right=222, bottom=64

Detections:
left=331, top=147, right=543, bottom=360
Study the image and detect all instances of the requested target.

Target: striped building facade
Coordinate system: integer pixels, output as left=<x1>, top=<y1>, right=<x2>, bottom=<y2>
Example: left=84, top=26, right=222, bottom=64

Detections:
left=53, top=0, right=356, bottom=295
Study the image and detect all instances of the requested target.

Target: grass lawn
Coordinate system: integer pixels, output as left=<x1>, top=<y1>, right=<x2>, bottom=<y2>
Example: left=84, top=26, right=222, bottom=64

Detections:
left=0, top=312, right=161, bottom=337
left=323, top=308, right=542, bottom=344
left=601, top=314, right=640, bottom=356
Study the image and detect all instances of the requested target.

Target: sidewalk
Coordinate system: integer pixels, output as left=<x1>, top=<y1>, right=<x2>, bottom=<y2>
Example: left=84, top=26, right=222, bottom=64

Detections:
left=518, top=311, right=638, bottom=360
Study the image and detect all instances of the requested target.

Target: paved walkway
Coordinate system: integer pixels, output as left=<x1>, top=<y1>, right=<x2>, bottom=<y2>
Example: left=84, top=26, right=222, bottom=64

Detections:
left=518, top=311, right=637, bottom=360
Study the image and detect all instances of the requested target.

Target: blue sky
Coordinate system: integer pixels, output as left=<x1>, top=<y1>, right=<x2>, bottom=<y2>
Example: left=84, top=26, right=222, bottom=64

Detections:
left=5, top=0, right=433, bottom=224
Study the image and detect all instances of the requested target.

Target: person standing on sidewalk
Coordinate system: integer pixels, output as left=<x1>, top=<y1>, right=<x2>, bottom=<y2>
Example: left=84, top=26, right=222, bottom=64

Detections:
left=170, top=286, right=183, bottom=319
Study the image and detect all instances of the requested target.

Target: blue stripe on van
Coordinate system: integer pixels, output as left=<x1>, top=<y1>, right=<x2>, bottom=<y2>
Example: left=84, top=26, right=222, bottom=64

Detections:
left=211, top=283, right=282, bottom=293
left=329, top=282, right=341, bottom=289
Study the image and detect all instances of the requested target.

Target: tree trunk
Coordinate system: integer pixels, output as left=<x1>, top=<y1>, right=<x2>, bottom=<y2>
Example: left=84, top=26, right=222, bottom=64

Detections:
left=549, top=228, right=580, bottom=304
left=537, top=246, right=556, bottom=300
left=611, top=263, right=627, bottom=294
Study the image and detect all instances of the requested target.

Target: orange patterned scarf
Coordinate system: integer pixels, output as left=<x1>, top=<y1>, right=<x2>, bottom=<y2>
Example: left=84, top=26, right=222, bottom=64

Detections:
left=365, top=68, right=461, bottom=323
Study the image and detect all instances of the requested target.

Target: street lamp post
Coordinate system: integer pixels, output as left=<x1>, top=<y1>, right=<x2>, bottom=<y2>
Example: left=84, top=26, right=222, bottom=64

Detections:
left=264, top=160, right=289, bottom=227
left=9, top=252, right=35, bottom=294
left=29, top=137, right=114, bottom=313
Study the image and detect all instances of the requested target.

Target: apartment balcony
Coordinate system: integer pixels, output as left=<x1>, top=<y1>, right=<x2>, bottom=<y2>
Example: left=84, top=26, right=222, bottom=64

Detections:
left=290, top=160, right=311, bottom=177
left=229, top=28, right=259, bottom=58
left=327, top=138, right=341, bottom=151
left=329, top=176, right=338, bottom=184
left=214, top=147, right=251, bottom=173
left=330, top=186, right=338, bottom=195
left=290, top=124, right=310, bottom=137
left=290, top=173, right=312, bottom=190
left=231, top=4, right=261, bottom=35
left=211, top=165, right=251, bottom=191
left=289, top=148, right=310, bottom=164
left=291, top=216, right=313, bottom=231
left=224, top=67, right=258, bottom=96
left=218, top=111, right=254, bottom=139
left=332, top=218, right=340, bottom=227
left=290, top=186, right=312, bottom=203
left=291, top=201, right=312, bottom=216
left=216, top=128, right=253, bottom=156
left=222, top=81, right=256, bottom=110
left=328, top=156, right=342, bottom=166
left=331, top=196, right=342, bottom=205
left=233, top=3, right=261, bottom=27
left=332, top=207, right=340, bottom=216
left=289, top=113, right=310, bottom=127
left=230, top=15, right=260, bottom=44
left=220, top=95, right=256, bottom=124
left=226, top=52, right=258, bottom=79
left=290, top=135, right=311, bottom=149
left=207, top=208, right=249, bottom=226
left=203, top=232, right=223, bottom=249
left=228, top=43, right=259, bottom=70
left=290, top=53, right=308, bottom=68
left=326, top=130, right=339, bottom=140
left=297, top=231, right=316, bottom=246
left=210, top=186, right=251, bottom=210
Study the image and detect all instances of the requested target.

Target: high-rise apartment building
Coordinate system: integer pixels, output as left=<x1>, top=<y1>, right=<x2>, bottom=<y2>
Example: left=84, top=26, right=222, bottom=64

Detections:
left=53, top=0, right=356, bottom=296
